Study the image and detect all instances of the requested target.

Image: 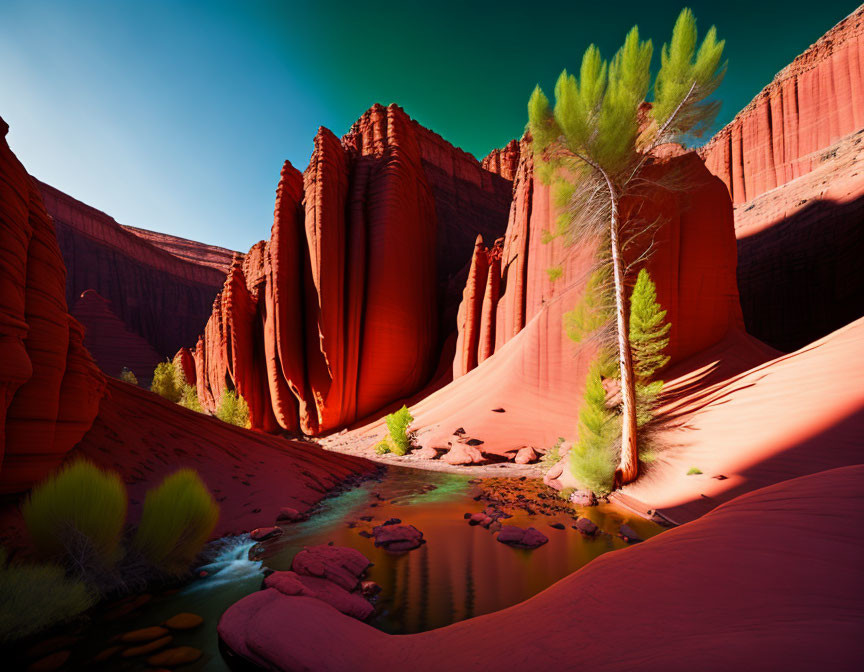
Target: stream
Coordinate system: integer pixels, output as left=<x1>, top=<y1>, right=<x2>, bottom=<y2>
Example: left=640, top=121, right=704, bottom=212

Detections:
left=72, top=467, right=663, bottom=670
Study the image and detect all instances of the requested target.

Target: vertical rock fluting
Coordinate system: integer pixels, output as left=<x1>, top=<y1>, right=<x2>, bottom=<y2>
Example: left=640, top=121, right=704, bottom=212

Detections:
left=454, top=136, right=742, bottom=381
left=190, top=104, right=511, bottom=434
left=700, top=5, right=864, bottom=204
left=0, top=118, right=105, bottom=493
left=699, top=6, right=864, bottom=352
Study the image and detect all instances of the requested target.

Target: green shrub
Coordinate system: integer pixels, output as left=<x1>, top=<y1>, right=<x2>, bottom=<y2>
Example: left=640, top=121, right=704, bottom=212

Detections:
left=216, top=389, right=249, bottom=427
left=569, top=357, right=619, bottom=495
left=119, top=367, right=138, bottom=386
left=385, top=405, right=413, bottom=456
left=132, top=469, right=219, bottom=575
left=558, top=487, right=575, bottom=501
left=540, top=437, right=566, bottom=473
left=687, top=466, right=703, bottom=475
left=150, top=361, right=181, bottom=402
left=374, top=440, right=391, bottom=455
left=546, top=266, right=563, bottom=282
left=0, top=548, right=96, bottom=644
left=22, top=459, right=127, bottom=563
left=178, top=383, right=203, bottom=413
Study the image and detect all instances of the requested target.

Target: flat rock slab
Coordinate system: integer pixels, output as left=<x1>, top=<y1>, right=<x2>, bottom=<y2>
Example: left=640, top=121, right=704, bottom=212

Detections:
left=372, top=523, right=425, bottom=552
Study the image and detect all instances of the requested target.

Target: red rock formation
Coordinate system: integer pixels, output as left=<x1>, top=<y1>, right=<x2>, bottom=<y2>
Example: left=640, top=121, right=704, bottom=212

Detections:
left=191, top=104, right=511, bottom=434
left=121, top=225, right=235, bottom=273
left=172, top=347, right=196, bottom=387
left=393, top=134, right=741, bottom=461
left=37, top=181, right=229, bottom=358
left=71, top=289, right=163, bottom=386
left=0, top=378, right=374, bottom=549
left=0, top=118, right=106, bottom=493
left=481, top=139, right=521, bottom=180
left=733, top=128, right=864, bottom=350
left=700, top=5, right=864, bottom=204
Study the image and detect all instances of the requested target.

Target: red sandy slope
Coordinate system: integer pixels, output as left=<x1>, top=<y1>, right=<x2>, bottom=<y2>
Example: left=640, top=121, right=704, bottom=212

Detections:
left=219, top=465, right=864, bottom=671
left=614, top=318, right=864, bottom=524
left=66, top=379, right=372, bottom=538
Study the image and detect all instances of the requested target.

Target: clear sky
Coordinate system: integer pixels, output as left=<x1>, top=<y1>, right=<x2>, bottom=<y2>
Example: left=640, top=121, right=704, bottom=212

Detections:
left=0, top=1, right=858, bottom=252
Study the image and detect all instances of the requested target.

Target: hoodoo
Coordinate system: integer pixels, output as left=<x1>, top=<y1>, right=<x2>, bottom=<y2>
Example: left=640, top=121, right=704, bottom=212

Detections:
left=189, top=104, right=512, bottom=434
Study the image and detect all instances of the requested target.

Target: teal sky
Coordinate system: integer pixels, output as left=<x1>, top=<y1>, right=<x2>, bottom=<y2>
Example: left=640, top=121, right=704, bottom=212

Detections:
left=0, top=1, right=858, bottom=252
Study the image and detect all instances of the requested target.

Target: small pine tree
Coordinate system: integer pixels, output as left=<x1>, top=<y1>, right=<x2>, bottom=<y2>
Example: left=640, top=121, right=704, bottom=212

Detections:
left=630, top=269, right=671, bottom=381
left=569, top=354, right=619, bottom=494
left=119, top=368, right=138, bottom=386
left=178, top=384, right=203, bottom=413
left=150, top=361, right=181, bottom=402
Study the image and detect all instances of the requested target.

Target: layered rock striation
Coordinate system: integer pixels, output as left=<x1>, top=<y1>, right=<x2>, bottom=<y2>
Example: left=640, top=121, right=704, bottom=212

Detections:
left=700, top=5, right=864, bottom=204
left=190, top=104, right=512, bottom=434
left=38, top=181, right=230, bottom=359
left=700, top=6, right=864, bottom=351
left=0, top=118, right=106, bottom=493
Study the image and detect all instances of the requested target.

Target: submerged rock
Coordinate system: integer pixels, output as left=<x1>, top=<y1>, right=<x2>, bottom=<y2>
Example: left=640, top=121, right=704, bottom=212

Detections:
left=574, top=518, right=599, bottom=536
left=619, top=525, right=643, bottom=544
left=372, top=524, right=425, bottom=552
left=276, top=507, right=305, bottom=523
left=250, top=526, right=283, bottom=542
left=496, top=525, right=548, bottom=549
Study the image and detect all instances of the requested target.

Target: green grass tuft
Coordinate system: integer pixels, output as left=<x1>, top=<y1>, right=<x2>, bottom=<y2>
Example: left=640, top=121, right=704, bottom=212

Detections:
left=132, top=469, right=219, bottom=575
left=178, top=383, right=203, bottom=413
left=374, top=440, right=391, bottom=455
left=119, top=368, right=138, bottom=386
left=687, top=467, right=703, bottom=475
left=0, top=548, right=96, bottom=644
left=22, top=459, right=127, bottom=562
left=385, top=405, right=414, bottom=456
left=546, top=266, right=563, bottom=282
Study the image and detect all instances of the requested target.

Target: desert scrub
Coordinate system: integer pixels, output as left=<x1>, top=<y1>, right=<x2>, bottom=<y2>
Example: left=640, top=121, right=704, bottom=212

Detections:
left=216, top=389, right=250, bottom=427
left=23, top=459, right=127, bottom=563
left=132, top=469, right=219, bottom=575
left=384, top=405, right=414, bottom=456
left=540, top=437, right=566, bottom=473
left=374, top=440, right=392, bottom=455
left=150, top=361, right=181, bottom=402
left=0, top=548, right=96, bottom=644
left=687, top=467, right=703, bottom=475
left=546, top=265, right=563, bottom=282
left=119, top=367, right=138, bottom=385
left=178, top=383, right=203, bottom=413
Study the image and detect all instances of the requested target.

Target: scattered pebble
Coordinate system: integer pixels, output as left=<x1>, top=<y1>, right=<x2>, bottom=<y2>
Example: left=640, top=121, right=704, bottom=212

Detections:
left=26, top=651, right=70, bottom=672
left=163, top=613, right=203, bottom=630
left=121, top=635, right=172, bottom=657
left=147, top=646, right=203, bottom=667
left=119, top=626, right=169, bottom=643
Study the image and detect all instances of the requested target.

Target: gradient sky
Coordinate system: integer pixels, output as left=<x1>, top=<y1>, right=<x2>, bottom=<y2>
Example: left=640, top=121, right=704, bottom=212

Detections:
left=0, top=1, right=858, bottom=252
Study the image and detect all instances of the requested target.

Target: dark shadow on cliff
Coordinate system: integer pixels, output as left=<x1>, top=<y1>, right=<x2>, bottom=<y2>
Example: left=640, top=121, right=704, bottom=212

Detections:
left=737, top=193, right=864, bottom=352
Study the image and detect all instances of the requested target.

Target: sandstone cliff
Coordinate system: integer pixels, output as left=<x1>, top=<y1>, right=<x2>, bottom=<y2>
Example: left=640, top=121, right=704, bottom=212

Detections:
left=122, top=224, right=235, bottom=272
left=0, top=118, right=106, bottom=493
left=700, top=6, right=864, bottom=351
left=190, top=104, right=512, bottom=435
left=700, top=5, right=864, bottom=204
left=38, top=181, right=230, bottom=359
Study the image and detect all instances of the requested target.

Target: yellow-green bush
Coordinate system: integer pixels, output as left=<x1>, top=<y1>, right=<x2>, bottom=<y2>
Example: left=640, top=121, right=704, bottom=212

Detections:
left=119, top=367, right=138, bottom=385
left=150, top=361, right=181, bottom=402
left=132, top=470, right=219, bottom=575
left=216, top=389, right=249, bottom=427
left=0, top=548, right=96, bottom=644
left=385, top=405, right=413, bottom=456
left=178, top=383, right=203, bottom=413
left=22, top=459, right=127, bottom=562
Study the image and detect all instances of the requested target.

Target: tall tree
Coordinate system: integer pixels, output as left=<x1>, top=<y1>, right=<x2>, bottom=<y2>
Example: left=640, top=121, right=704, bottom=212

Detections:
left=529, top=8, right=725, bottom=485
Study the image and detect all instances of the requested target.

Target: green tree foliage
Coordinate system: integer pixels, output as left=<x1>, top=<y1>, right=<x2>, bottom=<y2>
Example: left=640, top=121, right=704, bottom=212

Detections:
left=178, top=383, right=203, bottom=413
left=119, top=367, right=138, bottom=386
left=150, top=361, right=181, bottom=402
left=22, top=459, right=127, bottom=563
left=546, top=266, right=563, bottom=282
left=216, top=389, right=250, bottom=427
left=630, top=269, right=671, bottom=380
left=132, top=469, right=219, bottom=575
left=564, top=267, right=612, bottom=345
left=384, top=405, right=414, bottom=456
left=0, top=548, right=96, bottom=644
left=569, top=355, right=619, bottom=494
left=529, top=8, right=724, bottom=487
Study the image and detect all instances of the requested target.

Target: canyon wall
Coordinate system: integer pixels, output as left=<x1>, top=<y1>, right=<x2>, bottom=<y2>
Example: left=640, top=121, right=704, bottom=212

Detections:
left=700, top=5, right=863, bottom=204
left=0, top=118, right=106, bottom=493
left=122, top=225, right=235, bottom=272
left=701, top=5, right=864, bottom=351
left=191, top=104, right=512, bottom=435
left=38, top=181, right=230, bottom=359
left=402, top=136, right=742, bottom=461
